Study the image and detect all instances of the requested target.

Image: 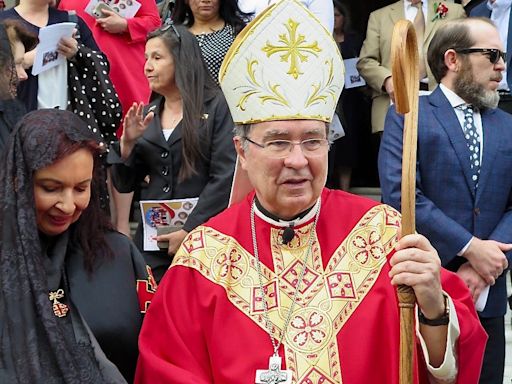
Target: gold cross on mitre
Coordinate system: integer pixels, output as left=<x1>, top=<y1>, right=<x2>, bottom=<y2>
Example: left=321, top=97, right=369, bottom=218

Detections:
left=219, top=0, right=344, bottom=125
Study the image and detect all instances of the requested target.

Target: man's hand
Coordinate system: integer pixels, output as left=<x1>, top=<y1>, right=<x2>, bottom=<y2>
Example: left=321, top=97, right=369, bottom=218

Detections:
left=462, top=238, right=510, bottom=285
left=96, top=10, right=128, bottom=34
left=155, top=229, right=188, bottom=256
left=389, top=234, right=449, bottom=368
left=389, top=234, right=444, bottom=319
left=384, top=76, right=395, bottom=103
left=456, top=263, right=487, bottom=303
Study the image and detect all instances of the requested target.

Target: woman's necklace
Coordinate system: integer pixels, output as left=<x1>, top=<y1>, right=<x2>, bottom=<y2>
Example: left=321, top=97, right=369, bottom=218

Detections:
left=251, top=198, right=321, bottom=384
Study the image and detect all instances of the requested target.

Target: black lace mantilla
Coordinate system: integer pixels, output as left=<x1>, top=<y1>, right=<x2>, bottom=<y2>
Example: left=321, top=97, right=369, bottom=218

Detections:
left=0, top=110, right=118, bottom=383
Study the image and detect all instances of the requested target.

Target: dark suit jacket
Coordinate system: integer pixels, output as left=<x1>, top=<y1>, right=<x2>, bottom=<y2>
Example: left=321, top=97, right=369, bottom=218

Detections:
left=109, top=92, right=236, bottom=234
left=470, top=2, right=512, bottom=89
left=379, top=86, right=512, bottom=317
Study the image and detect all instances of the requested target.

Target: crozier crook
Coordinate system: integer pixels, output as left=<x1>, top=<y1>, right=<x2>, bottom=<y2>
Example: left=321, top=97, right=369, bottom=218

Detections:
left=390, top=19, right=419, bottom=384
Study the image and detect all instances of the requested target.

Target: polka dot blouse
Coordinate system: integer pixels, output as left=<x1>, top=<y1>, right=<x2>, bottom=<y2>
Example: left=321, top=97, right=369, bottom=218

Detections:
left=195, top=24, right=235, bottom=84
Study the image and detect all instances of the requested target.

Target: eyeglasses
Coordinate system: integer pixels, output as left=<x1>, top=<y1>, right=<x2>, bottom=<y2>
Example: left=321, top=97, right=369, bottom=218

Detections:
left=244, top=137, right=330, bottom=158
left=455, top=48, right=506, bottom=64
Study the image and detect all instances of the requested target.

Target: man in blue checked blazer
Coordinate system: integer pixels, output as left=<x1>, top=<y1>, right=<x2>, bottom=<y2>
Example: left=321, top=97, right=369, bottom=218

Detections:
left=379, top=18, right=512, bottom=384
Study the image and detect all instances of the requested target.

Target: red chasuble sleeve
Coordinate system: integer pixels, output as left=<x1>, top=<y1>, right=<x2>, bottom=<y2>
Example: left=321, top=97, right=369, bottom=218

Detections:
left=135, top=267, right=214, bottom=384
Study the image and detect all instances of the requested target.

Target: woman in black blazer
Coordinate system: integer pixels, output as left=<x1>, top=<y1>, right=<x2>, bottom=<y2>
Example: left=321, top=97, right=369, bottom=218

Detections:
left=109, top=24, right=236, bottom=282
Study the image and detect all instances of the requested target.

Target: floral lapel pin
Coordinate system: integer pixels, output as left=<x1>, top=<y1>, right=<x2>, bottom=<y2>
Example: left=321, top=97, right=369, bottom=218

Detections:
left=432, top=2, right=448, bottom=21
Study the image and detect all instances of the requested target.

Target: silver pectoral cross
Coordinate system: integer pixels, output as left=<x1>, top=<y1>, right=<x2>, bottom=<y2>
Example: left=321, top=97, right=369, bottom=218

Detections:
left=255, top=355, right=292, bottom=384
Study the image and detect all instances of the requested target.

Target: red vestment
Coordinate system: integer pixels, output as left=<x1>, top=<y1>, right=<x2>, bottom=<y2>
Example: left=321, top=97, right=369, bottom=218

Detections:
left=136, top=189, right=487, bottom=384
left=58, top=0, right=161, bottom=135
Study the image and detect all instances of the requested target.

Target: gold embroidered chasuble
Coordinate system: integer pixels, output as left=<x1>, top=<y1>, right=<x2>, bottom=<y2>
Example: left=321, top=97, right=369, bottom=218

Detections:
left=173, top=204, right=400, bottom=383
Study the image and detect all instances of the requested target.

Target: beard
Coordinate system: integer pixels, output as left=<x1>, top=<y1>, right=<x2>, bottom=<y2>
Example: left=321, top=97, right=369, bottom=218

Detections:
left=453, top=61, right=501, bottom=110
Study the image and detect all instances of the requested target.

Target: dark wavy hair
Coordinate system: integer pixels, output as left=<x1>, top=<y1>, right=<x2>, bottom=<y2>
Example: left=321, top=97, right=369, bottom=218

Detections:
left=172, top=0, right=252, bottom=34
left=3, top=19, right=39, bottom=53
left=147, top=24, right=219, bottom=181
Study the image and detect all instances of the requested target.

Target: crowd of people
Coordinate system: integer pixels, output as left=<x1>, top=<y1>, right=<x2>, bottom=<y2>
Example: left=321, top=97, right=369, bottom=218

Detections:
left=0, top=0, right=510, bottom=383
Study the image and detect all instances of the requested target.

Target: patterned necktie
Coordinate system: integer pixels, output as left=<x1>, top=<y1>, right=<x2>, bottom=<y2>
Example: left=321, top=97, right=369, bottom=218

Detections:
left=412, top=2, right=427, bottom=79
left=457, top=104, right=481, bottom=189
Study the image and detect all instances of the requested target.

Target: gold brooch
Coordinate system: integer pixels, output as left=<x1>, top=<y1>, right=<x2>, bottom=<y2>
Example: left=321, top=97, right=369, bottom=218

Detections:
left=49, top=289, right=69, bottom=318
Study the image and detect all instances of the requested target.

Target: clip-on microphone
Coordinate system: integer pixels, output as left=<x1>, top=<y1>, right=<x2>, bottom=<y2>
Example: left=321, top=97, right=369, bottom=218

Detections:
left=282, top=224, right=295, bottom=245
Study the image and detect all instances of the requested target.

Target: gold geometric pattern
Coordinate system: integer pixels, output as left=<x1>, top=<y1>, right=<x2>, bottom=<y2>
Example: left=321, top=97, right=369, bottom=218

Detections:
left=172, top=204, right=399, bottom=383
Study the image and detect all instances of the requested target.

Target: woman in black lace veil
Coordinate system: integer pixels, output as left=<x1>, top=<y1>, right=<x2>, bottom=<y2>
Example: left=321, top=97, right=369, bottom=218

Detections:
left=0, top=20, right=36, bottom=154
left=0, top=109, right=155, bottom=383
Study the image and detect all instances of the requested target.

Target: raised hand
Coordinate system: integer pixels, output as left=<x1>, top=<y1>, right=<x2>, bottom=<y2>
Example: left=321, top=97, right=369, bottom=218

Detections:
left=120, top=102, right=154, bottom=159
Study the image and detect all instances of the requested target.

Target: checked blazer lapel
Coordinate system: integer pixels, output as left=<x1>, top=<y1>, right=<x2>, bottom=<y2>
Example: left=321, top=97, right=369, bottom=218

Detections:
left=475, top=109, right=500, bottom=203
left=429, top=89, right=477, bottom=197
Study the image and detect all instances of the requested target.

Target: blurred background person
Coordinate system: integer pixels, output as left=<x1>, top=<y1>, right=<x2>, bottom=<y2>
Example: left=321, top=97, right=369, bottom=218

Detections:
left=328, top=0, right=367, bottom=191
left=172, top=0, right=251, bottom=83
left=58, top=0, right=161, bottom=238
left=0, top=20, right=36, bottom=154
left=238, top=0, right=334, bottom=31
left=0, top=109, right=155, bottom=383
left=0, top=0, right=99, bottom=112
left=109, top=25, right=236, bottom=283
left=357, top=0, right=465, bottom=135
left=58, top=0, right=161, bottom=132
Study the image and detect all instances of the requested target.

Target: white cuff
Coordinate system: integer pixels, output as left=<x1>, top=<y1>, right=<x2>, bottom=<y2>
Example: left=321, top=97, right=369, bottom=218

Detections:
left=416, top=293, right=459, bottom=383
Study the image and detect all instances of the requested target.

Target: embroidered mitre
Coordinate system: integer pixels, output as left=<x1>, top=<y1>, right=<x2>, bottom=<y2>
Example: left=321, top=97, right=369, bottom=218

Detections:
left=219, top=0, right=344, bottom=124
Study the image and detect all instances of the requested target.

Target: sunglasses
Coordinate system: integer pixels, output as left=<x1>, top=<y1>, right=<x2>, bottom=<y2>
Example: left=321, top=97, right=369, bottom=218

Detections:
left=455, top=48, right=507, bottom=64
left=161, top=18, right=181, bottom=40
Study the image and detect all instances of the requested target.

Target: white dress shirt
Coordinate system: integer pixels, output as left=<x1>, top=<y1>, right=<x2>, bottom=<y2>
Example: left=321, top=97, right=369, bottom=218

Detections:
left=404, top=0, right=429, bottom=21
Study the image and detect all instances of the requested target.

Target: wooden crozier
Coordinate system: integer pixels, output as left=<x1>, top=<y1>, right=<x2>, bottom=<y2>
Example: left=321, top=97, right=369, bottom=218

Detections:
left=390, top=20, right=419, bottom=384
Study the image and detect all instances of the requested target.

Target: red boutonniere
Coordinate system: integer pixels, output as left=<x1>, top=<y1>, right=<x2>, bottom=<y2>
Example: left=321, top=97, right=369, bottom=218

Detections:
left=432, top=2, right=449, bottom=21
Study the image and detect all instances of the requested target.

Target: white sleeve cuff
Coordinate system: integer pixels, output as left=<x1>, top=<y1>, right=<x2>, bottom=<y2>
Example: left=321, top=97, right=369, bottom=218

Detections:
left=457, top=237, right=474, bottom=256
left=416, top=293, right=460, bottom=383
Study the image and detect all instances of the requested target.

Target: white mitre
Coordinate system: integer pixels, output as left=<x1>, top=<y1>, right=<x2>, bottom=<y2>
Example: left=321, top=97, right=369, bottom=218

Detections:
left=219, top=0, right=344, bottom=124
